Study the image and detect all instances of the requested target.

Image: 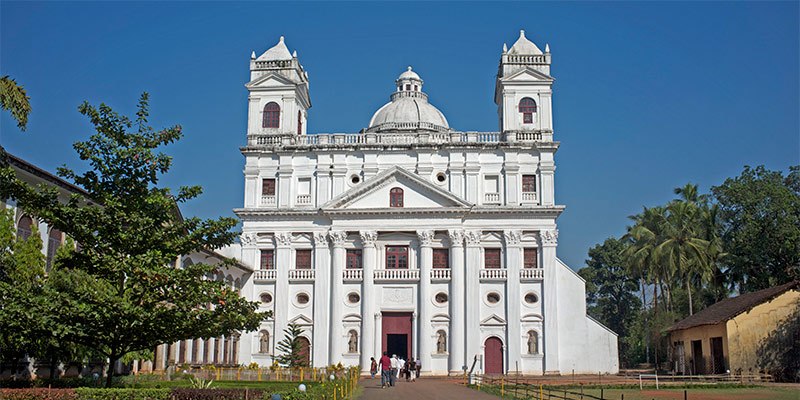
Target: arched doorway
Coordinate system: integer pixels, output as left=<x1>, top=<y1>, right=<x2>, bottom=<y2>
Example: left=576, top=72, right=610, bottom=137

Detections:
left=484, top=336, right=503, bottom=374
left=298, top=337, right=311, bottom=367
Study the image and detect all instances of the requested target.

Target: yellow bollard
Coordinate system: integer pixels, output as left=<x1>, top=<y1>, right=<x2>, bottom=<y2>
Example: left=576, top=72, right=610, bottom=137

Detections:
left=301, top=368, right=304, bottom=381
left=258, top=368, right=262, bottom=381
left=216, top=368, right=221, bottom=380
left=501, top=377, right=505, bottom=397
left=237, top=369, right=241, bottom=381
left=539, top=384, right=543, bottom=400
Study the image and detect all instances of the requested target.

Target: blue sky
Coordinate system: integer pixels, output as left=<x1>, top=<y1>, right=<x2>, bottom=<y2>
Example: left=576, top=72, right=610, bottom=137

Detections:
left=2, top=2, right=798, bottom=269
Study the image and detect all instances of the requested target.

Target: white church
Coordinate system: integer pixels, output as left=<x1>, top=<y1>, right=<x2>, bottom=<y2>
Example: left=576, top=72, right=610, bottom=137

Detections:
left=218, top=30, right=619, bottom=376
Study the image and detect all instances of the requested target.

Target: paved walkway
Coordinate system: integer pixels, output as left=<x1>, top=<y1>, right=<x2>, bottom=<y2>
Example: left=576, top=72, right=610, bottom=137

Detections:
left=357, top=377, right=499, bottom=400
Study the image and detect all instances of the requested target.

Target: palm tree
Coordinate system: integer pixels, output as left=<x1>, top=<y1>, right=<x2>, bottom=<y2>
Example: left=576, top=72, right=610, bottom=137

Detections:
left=656, top=201, right=711, bottom=316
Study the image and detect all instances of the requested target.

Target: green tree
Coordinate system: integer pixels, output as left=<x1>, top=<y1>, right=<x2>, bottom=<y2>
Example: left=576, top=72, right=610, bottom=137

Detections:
left=0, top=76, right=31, bottom=131
left=711, top=165, right=800, bottom=292
left=276, top=323, right=307, bottom=368
left=578, top=237, right=641, bottom=366
left=0, top=93, right=268, bottom=385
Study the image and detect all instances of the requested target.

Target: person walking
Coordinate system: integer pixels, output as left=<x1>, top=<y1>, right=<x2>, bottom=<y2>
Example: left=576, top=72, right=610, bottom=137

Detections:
left=415, top=357, right=421, bottom=379
left=390, top=354, right=399, bottom=386
left=379, top=352, right=392, bottom=388
left=407, top=358, right=416, bottom=382
left=370, top=357, right=378, bottom=379
left=397, top=356, right=405, bottom=380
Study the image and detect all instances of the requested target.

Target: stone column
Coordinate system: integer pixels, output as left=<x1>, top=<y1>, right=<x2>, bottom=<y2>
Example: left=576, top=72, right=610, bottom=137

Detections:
left=328, top=230, right=347, bottom=365
left=374, top=312, right=383, bottom=361
left=447, top=230, right=465, bottom=375
left=411, top=312, right=418, bottom=361
left=360, top=230, right=378, bottom=371
left=464, top=230, right=482, bottom=364
left=312, top=231, right=330, bottom=367
left=416, top=230, right=434, bottom=372
left=540, top=229, right=560, bottom=374
left=274, top=232, right=293, bottom=354
left=504, top=230, right=523, bottom=374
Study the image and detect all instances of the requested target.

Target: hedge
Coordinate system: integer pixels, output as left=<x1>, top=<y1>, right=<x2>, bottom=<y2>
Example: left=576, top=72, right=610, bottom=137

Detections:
left=0, top=389, right=78, bottom=400
left=73, top=389, right=169, bottom=400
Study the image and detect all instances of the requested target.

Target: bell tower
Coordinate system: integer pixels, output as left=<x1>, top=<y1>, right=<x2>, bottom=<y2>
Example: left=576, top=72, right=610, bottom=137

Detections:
left=494, top=30, right=554, bottom=137
left=246, top=36, right=311, bottom=136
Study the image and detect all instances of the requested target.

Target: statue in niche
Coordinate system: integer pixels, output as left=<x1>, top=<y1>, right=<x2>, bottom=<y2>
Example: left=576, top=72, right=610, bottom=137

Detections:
left=259, top=331, right=270, bottom=354
left=348, top=330, right=358, bottom=353
left=437, top=331, right=447, bottom=353
left=527, top=331, right=538, bottom=354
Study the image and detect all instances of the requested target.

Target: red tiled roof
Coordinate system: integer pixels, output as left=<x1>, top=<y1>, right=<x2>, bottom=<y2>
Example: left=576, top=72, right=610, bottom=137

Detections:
left=666, top=281, right=800, bottom=332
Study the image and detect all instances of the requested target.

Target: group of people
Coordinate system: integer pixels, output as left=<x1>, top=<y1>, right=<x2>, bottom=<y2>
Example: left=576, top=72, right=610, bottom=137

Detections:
left=370, top=352, right=421, bottom=388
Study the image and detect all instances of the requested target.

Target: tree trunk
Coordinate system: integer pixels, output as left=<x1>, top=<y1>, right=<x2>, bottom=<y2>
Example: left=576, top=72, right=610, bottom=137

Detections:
left=105, top=355, right=116, bottom=387
left=687, top=279, right=694, bottom=316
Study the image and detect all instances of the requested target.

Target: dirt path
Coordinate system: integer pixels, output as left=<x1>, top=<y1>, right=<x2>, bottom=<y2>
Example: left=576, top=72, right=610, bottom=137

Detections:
left=357, top=377, right=499, bottom=400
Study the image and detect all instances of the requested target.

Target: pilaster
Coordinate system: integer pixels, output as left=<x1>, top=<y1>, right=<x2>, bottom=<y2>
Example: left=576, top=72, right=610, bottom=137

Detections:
left=540, top=229, right=560, bottom=374
left=417, top=230, right=434, bottom=372
left=504, top=230, right=523, bottom=373
left=328, top=230, right=347, bottom=364
left=274, top=232, right=293, bottom=354
left=360, top=230, right=378, bottom=370
left=312, top=231, right=330, bottom=367
left=464, top=230, right=482, bottom=362
left=447, top=229, right=466, bottom=374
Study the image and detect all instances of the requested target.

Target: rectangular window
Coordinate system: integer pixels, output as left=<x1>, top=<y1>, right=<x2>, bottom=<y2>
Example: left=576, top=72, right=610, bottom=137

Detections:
left=346, top=249, right=363, bottom=269
left=524, top=248, right=538, bottom=268
left=262, top=179, right=276, bottom=196
left=484, top=248, right=501, bottom=269
left=297, top=178, right=311, bottom=195
left=523, top=112, right=533, bottom=124
left=386, top=246, right=408, bottom=269
left=522, top=175, right=536, bottom=193
left=295, top=249, right=312, bottom=269
left=260, top=249, right=274, bottom=270
left=484, top=176, right=499, bottom=193
left=433, top=248, right=449, bottom=269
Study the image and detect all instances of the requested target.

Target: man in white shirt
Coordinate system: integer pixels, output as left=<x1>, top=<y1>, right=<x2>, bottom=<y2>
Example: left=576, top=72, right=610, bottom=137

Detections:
left=397, top=356, right=406, bottom=379
left=389, top=354, right=399, bottom=386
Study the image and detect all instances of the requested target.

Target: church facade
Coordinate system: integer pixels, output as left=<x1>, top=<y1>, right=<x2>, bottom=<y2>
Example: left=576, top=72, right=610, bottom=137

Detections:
left=232, top=31, right=619, bottom=375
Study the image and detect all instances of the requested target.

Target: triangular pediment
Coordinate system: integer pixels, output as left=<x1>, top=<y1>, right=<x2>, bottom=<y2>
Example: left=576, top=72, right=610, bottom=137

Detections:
left=289, top=314, right=313, bottom=326
left=321, top=166, right=471, bottom=211
left=246, top=72, right=298, bottom=89
left=481, top=314, right=507, bottom=326
left=501, top=67, right=554, bottom=83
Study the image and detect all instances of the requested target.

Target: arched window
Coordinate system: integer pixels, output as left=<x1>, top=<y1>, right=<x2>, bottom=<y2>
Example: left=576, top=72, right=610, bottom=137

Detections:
left=16, top=215, right=33, bottom=241
left=262, top=102, right=281, bottom=128
left=389, top=187, right=404, bottom=207
left=527, top=330, right=539, bottom=354
left=519, top=97, right=537, bottom=124
left=46, top=228, right=63, bottom=270
left=297, top=110, right=303, bottom=134
left=259, top=330, right=270, bottom=354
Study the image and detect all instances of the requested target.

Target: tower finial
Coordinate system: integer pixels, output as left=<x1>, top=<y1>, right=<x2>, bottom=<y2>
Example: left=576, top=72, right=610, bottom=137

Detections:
left=545, top=43, right=550, bottom=53
left=520, top=29, right=525, bottom=38
left=407, top=66, right=413, bottom=71
left=251, top=51, right=256, bottom=59
left=503, top=43, right=508, bottom=53
left=292, top=50, right=298, bottom=57
left=279, top=36, right=285, bottom=42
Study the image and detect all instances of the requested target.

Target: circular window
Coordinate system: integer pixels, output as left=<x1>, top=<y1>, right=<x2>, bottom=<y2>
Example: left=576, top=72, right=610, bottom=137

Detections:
left=436, top=172, right=447, bottom=183
left=260, top=293, right=273, bottom=304
left=350, top=175, right=361, bottom=185
left=486, top=292, right=501, bottom=304
left=348, top=292, right=361, bottom=304
left=435, top=292, right=449, bottom=304
left=524, top=293, right=539, bottom=304
left=296, top=293, right=310, bottom=305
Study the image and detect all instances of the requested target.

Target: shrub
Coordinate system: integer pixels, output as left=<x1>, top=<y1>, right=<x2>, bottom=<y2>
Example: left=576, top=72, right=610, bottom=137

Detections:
left=170, top=388, right=264, bottom=400
left=0, top=388, right=78, bottom=400
left=73, top=388, right=169, bottom=400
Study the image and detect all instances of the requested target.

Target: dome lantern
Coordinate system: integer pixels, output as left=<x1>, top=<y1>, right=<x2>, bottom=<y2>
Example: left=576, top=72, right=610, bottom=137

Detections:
left=366, top=67, right=450, bottom=133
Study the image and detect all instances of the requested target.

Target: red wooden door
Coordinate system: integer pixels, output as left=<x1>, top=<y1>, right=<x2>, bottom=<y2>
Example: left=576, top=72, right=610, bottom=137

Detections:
left=381, top=312, right=413, bottom=361
left=484, top=337, right=503, bottom=374
left=298, top=337, right=311, bottom=366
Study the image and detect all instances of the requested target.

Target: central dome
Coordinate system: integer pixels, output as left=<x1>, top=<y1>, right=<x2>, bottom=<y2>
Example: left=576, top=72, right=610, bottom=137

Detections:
left=366, top=67, right=450, bottom=133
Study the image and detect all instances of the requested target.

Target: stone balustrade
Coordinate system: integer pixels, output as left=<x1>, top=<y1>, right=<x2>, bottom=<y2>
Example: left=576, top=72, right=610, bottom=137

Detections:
left=296, top=194, right=312, bottom=206
left=342, top=269, right=363, bottom=282
left=253, top=269, right=276, bottom=282
left=431, top=268, right=451, bottom=281
left=520, top=268, right=544, bottom=281
left=479, top=268, right=508, bottom=281
left=245, top=129, right=550, bottom=147
left=485, top=192, right=501, bottom=204
left=288, top=269, right=315, bottom=281
left=521, top=192, right=537, bottom=202
left=374, top=269, right=420, bottom=281
left=261, top=195, right=276, bottom=207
